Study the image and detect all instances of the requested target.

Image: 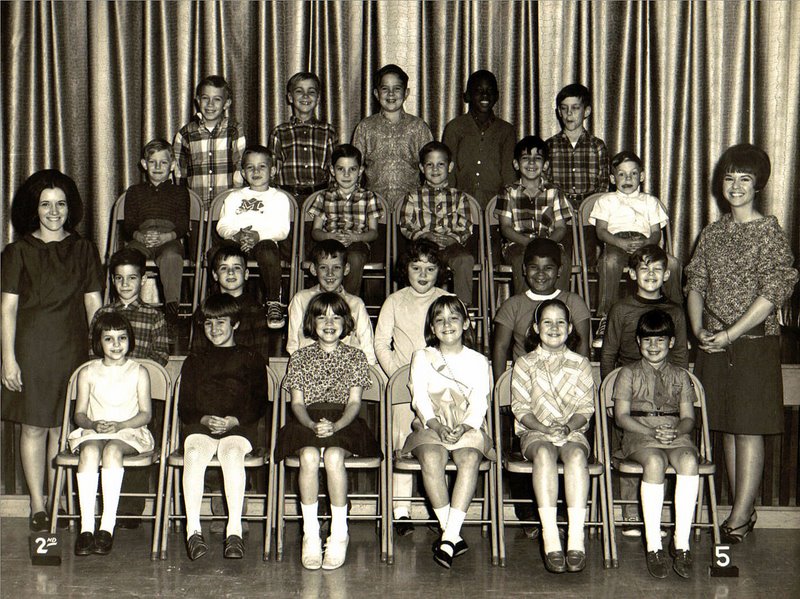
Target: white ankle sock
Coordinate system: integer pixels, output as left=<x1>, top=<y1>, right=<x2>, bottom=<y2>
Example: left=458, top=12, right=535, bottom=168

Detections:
left=538, top=507, right=560, bottom=554
left=301, top=502, right=320, bottom=537
left=567, top=507, right=586, bottom=552
left=433, top=504, right=450, bottom=530
left=673, top=474, right=699, bottom=551
left=641, top=481, right=665, bottom=552
left=99, top=467, right=124, bottom=533
left=441, top=508, right=466, bottom=548
left=330, top=504, right=348, bottom=540
left=77, top=471, right=99, bottom=533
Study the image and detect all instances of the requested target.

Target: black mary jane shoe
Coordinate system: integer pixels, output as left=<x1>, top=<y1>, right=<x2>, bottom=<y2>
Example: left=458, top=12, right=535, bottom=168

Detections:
left=433, top=540, right=455, bottom=569
left=565, top=550, right=586, bottom=572
left=187, top=532, right=209, bottom=561
left=720, top=510, right=756, bottom=544
left=93, top=530, right=114, bottom=555
left=29, top=511, right=49, bottom=532
left=224, top=535, right=245, bottom=559
left=75, top=532, right=95, bottom=556
left=646, top=549, right=669, bottom=579
left=431, top=537, right=469, bottom=557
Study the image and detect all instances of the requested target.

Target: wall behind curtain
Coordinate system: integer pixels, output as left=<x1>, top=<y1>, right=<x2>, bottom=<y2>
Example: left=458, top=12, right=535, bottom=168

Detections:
left=2, top=0, right=798, bottom=262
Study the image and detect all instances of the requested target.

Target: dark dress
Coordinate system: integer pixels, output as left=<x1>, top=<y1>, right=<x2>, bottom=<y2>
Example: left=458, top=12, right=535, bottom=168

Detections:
left=274, top=343, right=381, bottom=461
left=1, top=234, right=102, bottom=427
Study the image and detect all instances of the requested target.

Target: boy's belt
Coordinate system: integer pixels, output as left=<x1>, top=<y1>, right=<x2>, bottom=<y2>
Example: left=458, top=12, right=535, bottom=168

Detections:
left=629, top=410, right=680, bottom=417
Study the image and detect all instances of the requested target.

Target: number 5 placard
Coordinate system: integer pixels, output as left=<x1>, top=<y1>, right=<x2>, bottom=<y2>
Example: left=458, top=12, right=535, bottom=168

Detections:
left=709, top=544, right=739, bottom=577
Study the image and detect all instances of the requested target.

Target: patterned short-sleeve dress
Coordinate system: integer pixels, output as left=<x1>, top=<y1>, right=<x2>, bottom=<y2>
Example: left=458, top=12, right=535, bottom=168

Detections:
left=67, top=359, right=154, bottom=454
left=612, top=360, right=697, bottom=458
left=274, top=343, right=381, bottom=461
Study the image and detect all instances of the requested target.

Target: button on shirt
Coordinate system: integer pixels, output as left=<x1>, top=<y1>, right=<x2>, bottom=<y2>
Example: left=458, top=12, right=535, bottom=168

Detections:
left=306, top=187, right=383, bottom=234
left=493, top=180, right=572, bottom=238
left=588, top=189, right=668, bottom=237
left=399, top=184, right=472, bottom=246
left=545, top=129, right=609, bottom=199
left=269, top=116, right=337, bottom=188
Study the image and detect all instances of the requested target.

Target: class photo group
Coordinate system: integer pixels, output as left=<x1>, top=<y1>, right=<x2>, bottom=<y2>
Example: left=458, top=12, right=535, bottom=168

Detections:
left=1, top=2, right=799, bottom=598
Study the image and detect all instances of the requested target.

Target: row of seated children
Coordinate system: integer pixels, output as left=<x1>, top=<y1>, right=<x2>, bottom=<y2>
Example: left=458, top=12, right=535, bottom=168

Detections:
left=71, top=260, right=699, bottom=580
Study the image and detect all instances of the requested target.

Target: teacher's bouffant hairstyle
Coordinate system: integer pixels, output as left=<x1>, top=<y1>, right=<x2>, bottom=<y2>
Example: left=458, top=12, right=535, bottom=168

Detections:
left=11, top=169, right=84, bottom=235
left=712, top=144, right=772, bottom=202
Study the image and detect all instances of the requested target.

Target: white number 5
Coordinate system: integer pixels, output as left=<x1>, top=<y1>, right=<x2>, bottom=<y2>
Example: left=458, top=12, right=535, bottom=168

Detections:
left=714, top=544, right=731, bottom=568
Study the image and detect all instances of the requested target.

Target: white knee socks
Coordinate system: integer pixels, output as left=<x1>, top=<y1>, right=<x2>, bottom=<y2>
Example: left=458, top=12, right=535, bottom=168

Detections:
left=301, top=501, right=320, bottom=538
left=77, top=471, right=99, bottom=533
left=99, top=467, right=124, bottom=533
left=674, top=474, right=699, bottom=551
left=330, top=504, right=348, bottom=540
left=641, top=481, right=665, bottom=552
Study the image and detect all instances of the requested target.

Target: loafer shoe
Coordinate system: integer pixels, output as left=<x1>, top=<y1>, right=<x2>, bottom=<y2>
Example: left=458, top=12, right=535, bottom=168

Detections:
left=187, top=532, right=208, bottom=561
left=224, top=534, right=244, bottom=559
left=93, top=530, right=113, bottom=555
left=543, top=550, right=567, bottom=573
left=302, top=535, right=323, bottom=570
left=75, top=531, right=95, bottom=556
left=566, top=549, right=586, bottom=572
left=322, top=535, right=349, bottom=570
left=646, top=549, right=669, bottom=579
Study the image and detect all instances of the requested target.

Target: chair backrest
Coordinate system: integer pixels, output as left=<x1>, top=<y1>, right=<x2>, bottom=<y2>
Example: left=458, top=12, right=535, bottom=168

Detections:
left=168, top=364, right=279, bottom=454
left=386, top=364, right=412, bottom=407
left=599, top=367, right=712, bottom=461
left=57, top=359, right=173, bottom=455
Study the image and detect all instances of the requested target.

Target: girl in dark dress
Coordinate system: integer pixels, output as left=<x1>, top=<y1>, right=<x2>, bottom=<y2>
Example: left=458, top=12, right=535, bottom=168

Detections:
left=1, top=170, right=103, bottom=531
left=275, top=292, right=380, bottom=571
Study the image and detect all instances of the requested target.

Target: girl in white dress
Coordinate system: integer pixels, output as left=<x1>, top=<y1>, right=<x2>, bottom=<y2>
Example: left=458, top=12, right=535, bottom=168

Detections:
left=68, top=312, right=153, bottom=556
left=402, top=296, right=495, bottom=569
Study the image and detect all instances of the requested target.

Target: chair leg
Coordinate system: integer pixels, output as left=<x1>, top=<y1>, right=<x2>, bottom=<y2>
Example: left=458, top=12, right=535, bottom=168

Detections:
left=263, top=461, right=275, bottom=561
left=598, top=472, right=613, bottom=569
left=380, top=463, right=388, bottom=563
left=49, top=466, right=65, bottom=535
left=706, top=475, right=721, bottom=545
left=386, top=463, right=394, bottom=565
left=604, top=468, right=618, bottom=568
left=160, top=465, right=175, bottom=560
left=275, top=464, right=285, bottom=561
left=496, top=466, right=506, bottom=567
left=488, top=466, right=499, bottom=566
left=151, top=461, right=168, bottom=560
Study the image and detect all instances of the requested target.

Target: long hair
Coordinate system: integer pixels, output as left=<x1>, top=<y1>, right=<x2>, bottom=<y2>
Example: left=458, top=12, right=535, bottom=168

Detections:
left=423, top=295, right=475, bottom=349
left=524, top=298, right=580, bottom=352
left=11, top=169, right=83, bottom=235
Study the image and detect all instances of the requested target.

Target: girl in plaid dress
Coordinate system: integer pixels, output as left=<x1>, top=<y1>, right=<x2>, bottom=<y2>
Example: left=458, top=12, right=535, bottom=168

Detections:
left=510, top=299, right=595, bottom=573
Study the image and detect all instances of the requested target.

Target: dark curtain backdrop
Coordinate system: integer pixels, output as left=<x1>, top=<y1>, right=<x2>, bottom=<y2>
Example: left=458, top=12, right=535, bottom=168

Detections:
left=2, top=0, right=799, bottom=262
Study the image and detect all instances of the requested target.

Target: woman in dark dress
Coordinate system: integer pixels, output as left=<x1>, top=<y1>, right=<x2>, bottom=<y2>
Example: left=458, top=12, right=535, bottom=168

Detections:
left=1, top=170, right=103, bottom=530
left=686, top=145, right=797, bottom=543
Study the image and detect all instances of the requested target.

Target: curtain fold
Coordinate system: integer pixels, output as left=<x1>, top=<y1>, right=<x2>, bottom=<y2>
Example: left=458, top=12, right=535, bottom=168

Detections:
left=2, top=0, right=798, bottom=262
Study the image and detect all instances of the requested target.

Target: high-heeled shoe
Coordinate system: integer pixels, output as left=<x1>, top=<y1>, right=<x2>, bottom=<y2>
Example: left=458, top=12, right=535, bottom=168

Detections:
left=720, top=510, right=756, bottom=544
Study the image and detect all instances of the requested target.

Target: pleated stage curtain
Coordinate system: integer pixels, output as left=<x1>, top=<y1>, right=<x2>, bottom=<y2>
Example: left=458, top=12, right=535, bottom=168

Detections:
left=2, top=0, right=799, bottom=261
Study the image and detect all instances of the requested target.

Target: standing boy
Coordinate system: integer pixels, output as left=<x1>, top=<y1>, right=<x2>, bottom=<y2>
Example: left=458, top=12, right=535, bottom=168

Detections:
left=270, top=72, right=337, bottom=202
left=90, top=247, right=169, bottom=528
left=442, top=70, right=516, bottom=208
left=600, top=244, right=688, bottom=538
left=352, top=64, right=433, bottom=209
left=174, top=75, right=246, bottom=208
left=123, top=139, right=189, bottom=326
left=307, top=144, right=383, bottom=295
left=214, top=145, right=293, bottom=329
left=493, top=136, right=573, bottom=294
left=399, top=141, right=474, bottom=306
left=286, top=239, right=376, bottom=364
left=589, top=151, right=682, bottom=342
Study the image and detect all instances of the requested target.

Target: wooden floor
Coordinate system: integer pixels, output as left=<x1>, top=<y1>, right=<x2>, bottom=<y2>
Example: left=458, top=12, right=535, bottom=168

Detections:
left=2, top=518, right=798, bottom=598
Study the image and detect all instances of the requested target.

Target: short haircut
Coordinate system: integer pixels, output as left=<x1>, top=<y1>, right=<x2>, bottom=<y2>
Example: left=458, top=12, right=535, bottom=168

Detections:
left=395, top=239, right=444, bottom=287
left=523, top=237, right=562, bottom=268
left=716, top=143, right=771, bottom=190
left=302, top=291, right=355, bottom=340
left=611, top=150, right=643, bottom=171
left=555, top=83, right=592, bottom=108
left=142, top=138, right=174, bottom=161
left=242, top=144, right=273, bottom=166
left=525, top=298, right=580, bottom=352
left=424, top=295, right=476, bottom=349
left=195, top=75, right=231, bottom=100
left=211, top=243, right=248, bottom=272
left=110, top=247, right=146, bottom=276
left=514, top=136, right=549, bottom=162
left=374, top=64, right=409, bottom=90
left=636, top=309, right=675, bottom=339
left=331, top=144, right=363, bottom=167
left=11, top=169, right=84, bottom=235
left=286, top=71, right=322, bottom=95
left=466, top=70, right=498, bottom=93
left=419, top=141, right=452, bottom=164
left=91, top=311, right=136, bottom=358
left=200, top=292, right=241, bottom=326
left=628, top=244, right=668, bottom=271
left=310, top=239, right=348, bottom=267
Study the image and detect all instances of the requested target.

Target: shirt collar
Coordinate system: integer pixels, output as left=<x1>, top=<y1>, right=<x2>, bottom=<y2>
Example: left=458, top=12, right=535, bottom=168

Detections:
left=290, top=115, right=321, bottom=126
left=614, top=188, right=642, bottom=200
left=196, top=112, right=228, bottom=132
left=423, top=181, right=449, bottom=193
left=116, top=298, right=142, bottom=310
left=470, top=111, right=496, bottom=130
left=379, top=109, right=407, bottom=123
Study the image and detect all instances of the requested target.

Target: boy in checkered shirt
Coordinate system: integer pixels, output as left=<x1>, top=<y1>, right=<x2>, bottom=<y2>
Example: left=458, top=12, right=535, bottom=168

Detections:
left=270, top=72, right=337, bottom=203
left=173, top=75, right=246, bottom=208
left=306, top=144, right=383, bottom=295
left=493, top=135, right=573, bottom=295
left=546, top=83, right=609, bottom=267
left=399, top=141, right=475, bottom=306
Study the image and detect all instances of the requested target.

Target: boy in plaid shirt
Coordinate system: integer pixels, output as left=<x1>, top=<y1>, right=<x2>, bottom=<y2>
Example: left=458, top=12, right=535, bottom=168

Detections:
left=173, top=75, right=246, bottom=208
left=546, top=83, right=608, bottom=266
left=493, top=136, right=573, bottom=294
left=399, top=141, right=474, bottom=305
left=270, top=72, right=337, bottom=202
left=307, top=144, right=383, bottom=295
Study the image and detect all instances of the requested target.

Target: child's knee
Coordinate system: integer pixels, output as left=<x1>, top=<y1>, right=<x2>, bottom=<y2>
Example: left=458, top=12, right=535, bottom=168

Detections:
left=298, top=447, right=321, bottom=469
left=562, top=446, right=587, bottom=469
left=642, top=452, right=668, bottom=478
left=323, top=447, right=346, bottom=469
left=530, top=443, right=557, bottom=465
left=453, top=448, right=481, bottom=469
left=674, top=449, right=699, bottom=475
